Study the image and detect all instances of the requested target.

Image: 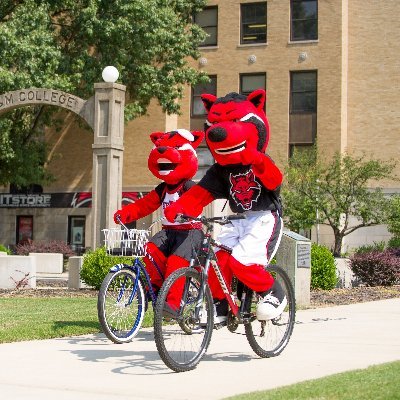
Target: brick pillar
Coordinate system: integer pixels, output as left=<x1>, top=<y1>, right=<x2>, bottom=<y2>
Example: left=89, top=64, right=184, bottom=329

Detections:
left=91, top=82, right=126, bottom=248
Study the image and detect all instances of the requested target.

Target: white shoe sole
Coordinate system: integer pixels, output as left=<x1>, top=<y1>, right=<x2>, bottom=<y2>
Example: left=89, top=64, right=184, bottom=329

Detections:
left=256, top=296, right=288, bottom=321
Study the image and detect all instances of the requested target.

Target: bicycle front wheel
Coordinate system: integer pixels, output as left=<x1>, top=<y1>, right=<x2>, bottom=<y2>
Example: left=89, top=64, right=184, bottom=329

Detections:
left=97, top=267, right=145, bottom=344
left=154, top=268, right=214, bottom=372
left=244, top=265, right=295, bottom=357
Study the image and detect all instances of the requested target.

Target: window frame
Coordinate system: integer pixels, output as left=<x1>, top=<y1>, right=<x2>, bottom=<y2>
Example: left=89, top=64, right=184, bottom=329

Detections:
left=191, top=75, right=217, bottom=118
left=68, top=215, right=86, bottom=252
left=290, top=70, right=317, bottom=114
left=290, top=0, right=318, bottom=42
left=16, top=215, right=33, bottom=244
left=239, top=72, right=267, bottom=97
left=289, top=70, right=317, bottom=151
left=194, top=5, right=218, bottom=47
left=240, top=2, right=267, bottom=45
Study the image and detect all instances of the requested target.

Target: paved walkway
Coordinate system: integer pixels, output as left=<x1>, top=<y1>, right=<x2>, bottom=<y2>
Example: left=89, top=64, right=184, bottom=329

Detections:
left=0, top=298, right=399, bottom=400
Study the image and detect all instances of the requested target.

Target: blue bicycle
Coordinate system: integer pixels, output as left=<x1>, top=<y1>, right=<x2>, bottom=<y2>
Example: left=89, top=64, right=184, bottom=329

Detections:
left=97, top=219, right=161, bottom=344
left=97, top=217, right=200, bottom=344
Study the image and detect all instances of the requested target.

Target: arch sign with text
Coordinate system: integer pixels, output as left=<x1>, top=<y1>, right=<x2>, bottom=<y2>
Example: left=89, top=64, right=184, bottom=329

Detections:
left=0, top=83, right=127, bottom=248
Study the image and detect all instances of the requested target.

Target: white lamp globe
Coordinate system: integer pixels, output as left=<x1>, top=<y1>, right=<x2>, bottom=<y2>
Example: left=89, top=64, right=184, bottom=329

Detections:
left=102, top=66, right=119, bottom=83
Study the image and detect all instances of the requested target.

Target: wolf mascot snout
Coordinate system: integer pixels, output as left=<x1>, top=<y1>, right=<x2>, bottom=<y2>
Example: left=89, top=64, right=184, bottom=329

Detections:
left=165, top=90, right=287, bottom=322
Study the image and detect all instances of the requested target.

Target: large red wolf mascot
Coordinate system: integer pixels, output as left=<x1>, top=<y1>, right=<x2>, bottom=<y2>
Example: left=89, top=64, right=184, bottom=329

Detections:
left=114, top=129, right=204, bottom=307
left=165, top=90, right=286, bottom=322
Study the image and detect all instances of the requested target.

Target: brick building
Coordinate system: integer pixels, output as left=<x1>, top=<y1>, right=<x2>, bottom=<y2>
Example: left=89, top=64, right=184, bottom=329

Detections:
left=1, top=0, right=399, bottom=252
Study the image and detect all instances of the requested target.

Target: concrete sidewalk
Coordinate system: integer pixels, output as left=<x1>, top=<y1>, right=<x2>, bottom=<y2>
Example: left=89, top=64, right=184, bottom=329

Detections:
left=0, top=298, right=399, bottom=400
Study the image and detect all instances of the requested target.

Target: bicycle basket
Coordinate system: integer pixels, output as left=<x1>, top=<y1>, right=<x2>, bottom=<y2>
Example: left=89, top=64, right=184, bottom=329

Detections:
left=102, top=228, right=150, bottom=257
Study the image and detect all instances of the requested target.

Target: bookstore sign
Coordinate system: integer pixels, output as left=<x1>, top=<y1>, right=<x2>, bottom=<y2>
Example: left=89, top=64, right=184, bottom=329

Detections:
left=0, top=192, right=141, bottom=208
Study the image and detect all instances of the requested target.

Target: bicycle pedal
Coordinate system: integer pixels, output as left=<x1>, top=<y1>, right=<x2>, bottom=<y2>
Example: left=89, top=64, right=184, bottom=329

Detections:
left=214, top=321, right=227, bottom=330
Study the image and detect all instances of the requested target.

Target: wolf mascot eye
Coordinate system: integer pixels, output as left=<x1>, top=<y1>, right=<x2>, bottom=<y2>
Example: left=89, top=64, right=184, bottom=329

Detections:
left=165, top=90, right=286, bottom=321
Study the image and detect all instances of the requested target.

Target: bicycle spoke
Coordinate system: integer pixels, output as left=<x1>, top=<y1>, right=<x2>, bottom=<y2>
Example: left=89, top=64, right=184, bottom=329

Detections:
left=245, top=266, right=295, bottom=357
left=154, top=269, right=213, bottom=372
left=98, top=268, right=145, bottom=343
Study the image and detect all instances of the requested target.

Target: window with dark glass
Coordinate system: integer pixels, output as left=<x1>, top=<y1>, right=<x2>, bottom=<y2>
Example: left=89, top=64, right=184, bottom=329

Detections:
left=240, top=73, right=266, bottom=96
left=240, top=2, right=267, bottom=44
left=194, top=6, right=218, bottom=47
left=16, top=216, right=33, bottom=244
left=190, top=76, right=217, bottom=179
left=191, top=76, right=217, bottom=117
left=289, top=71, right=317, bottom=155
left=291, top=0, right=318, bottom=41
left=68, top=216, right=86, bottom=253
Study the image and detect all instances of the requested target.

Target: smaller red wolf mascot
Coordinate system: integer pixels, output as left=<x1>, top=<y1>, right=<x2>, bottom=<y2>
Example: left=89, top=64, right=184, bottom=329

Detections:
left=114, top=129, right=204, bottom=307
left=165, top=90, right=286, bottom=323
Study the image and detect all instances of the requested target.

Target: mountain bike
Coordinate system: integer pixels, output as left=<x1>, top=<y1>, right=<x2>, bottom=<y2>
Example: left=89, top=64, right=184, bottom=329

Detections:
left=97, top=218, right=160, bottom=344
left=153, top=214, right=296, bottom=372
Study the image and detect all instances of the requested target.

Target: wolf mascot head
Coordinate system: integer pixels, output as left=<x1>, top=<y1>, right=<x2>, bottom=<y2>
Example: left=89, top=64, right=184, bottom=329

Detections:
left=148, top=129, right=204, bottom=184
left=201, top=89, right=269, bottom=166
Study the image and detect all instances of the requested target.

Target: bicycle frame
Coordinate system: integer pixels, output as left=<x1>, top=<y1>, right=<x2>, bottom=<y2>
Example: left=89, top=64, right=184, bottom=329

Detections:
left=108, top=250, right=164, bottom=307
left=108, top=217, right=166, bottom=307
left=180, top=215, right=254, bottom=324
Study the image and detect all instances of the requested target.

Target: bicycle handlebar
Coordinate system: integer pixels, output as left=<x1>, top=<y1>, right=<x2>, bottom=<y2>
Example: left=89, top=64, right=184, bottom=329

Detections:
left=176, top=213, right=246, bottom=225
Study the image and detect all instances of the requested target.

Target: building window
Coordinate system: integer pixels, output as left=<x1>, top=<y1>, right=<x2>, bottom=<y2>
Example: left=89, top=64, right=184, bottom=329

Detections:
left=291, top=0, right=318, bottom=41
left=191, top=76, right=217, bottom=118
left=240, top=2, right=267, bottom=45
left=240, top=73, right=266, bottom=96
left=68, top=216, right=86, bottom=253
left=16, top=216, right=33, bottom=244
left=194, top=6, right=218, bottom=47
left=289, top=71, right=317, bottom=155
left=190, top=76, right=217, bottom=179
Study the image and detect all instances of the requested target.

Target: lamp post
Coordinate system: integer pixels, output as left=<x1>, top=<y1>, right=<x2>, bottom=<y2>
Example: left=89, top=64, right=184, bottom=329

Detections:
left=91, top=66, right=126, bottom=248
left=102, top=66, right=119, bottom=83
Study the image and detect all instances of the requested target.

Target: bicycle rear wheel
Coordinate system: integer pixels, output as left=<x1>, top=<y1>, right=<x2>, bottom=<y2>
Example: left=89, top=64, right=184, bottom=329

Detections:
left=154, top=268, right=214, bottom=372
left=98, top=267, right=145, bottom=344
left=244, top=265, right=295, bottom=357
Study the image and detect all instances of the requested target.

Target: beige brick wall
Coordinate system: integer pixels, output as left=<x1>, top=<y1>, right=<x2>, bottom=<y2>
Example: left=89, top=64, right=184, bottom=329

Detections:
left=195, top=0, right=345, bottom=167
left=43, top=0, right=399, bottom=193
left=347, top=0, right=400, bottom=187
left=45, top=112, right=93, bottom=192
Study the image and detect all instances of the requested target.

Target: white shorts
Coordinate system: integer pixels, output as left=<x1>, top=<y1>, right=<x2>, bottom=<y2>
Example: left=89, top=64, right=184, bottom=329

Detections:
left=216, top=210, right=283, bottom=266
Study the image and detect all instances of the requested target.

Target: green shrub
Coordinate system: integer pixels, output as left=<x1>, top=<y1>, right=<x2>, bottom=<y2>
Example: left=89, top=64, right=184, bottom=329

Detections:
left=80, top=247, right=133, bottom=290
left=388, top=236, right=400, bottom=249
left=354, top=241, right=386, bottom=255
left=311, top=243, right=338, bottom=290
left=350, top=249, right=400, bottom=286
left=0, top=244, right=12, bottom=255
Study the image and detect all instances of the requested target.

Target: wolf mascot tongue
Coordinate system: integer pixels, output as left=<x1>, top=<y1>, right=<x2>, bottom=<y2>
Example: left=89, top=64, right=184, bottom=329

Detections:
left=165, top=90, right=286, bottom=321
left=114, top=129, right=204, bottom=307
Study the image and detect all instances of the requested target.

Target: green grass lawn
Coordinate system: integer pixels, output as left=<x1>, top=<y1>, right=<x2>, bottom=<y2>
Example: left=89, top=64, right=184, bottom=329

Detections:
left=225, top=361, right=400, bottom=400
left=0, top=296, right=154, bottom=343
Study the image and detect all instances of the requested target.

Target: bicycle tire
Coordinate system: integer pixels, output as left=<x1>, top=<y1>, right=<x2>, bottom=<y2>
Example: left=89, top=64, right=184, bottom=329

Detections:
left=154, top=268, right=214, bottom=372
left=97, top=267, right=145, bottom=344
left=244, top=265, right=296, bottom=357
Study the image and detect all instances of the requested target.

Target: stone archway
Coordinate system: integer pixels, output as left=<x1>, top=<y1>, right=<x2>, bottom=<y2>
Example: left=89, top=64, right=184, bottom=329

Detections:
left=0, top=84, right=126, bottom=248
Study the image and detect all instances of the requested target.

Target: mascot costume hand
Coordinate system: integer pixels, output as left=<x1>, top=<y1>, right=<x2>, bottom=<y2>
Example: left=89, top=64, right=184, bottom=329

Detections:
left=165, top=90, right=286, bottom=321
left=114, top=129, right=204, bottom=308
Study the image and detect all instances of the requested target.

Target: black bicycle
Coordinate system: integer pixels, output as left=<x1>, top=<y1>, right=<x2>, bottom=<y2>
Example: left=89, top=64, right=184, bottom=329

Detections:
left=153, top=214, right=296, bottom=372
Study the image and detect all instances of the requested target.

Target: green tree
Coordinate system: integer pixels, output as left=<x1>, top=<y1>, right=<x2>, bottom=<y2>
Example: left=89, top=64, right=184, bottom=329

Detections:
left=387, top=195, right=400, bottom=245
left=282, top=146, right=397, bottom=257
left=0, top=0, right=207, bottom=187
